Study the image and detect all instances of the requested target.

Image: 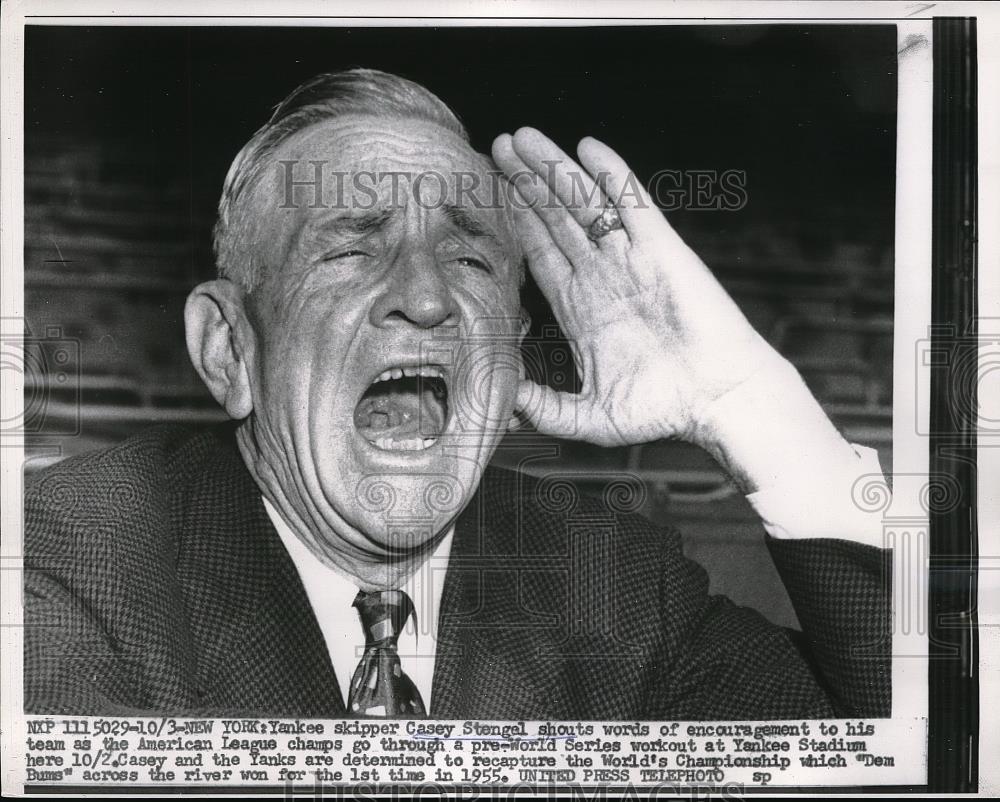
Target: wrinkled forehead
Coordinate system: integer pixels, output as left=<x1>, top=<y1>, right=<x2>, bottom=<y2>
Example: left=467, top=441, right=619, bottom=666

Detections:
left=261, top=115, right=519, bottom=245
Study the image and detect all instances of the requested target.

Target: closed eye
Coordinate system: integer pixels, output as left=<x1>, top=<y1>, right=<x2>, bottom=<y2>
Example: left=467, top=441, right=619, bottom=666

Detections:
left=322, top=249, right=369, bottom=261
left=455, top=256, right=491, bottom=272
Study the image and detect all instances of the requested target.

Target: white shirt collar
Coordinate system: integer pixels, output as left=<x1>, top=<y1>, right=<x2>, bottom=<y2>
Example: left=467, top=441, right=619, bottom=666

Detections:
left=262, top=496, right=454, bottom=711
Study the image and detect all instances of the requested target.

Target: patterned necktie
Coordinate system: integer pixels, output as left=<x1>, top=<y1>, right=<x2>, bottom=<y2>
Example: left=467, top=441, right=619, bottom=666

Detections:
left=348, top=589, right=427, bottom=718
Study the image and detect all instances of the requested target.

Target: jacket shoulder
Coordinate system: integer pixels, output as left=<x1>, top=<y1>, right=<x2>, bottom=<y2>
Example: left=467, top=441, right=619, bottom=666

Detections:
left=23, top=424, right=241, bottom=714
left=25, top=423, right=237, bottom=557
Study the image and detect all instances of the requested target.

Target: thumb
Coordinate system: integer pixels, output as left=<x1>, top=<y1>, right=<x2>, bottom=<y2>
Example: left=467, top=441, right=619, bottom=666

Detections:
left=515, top=380, right=583, bottom=439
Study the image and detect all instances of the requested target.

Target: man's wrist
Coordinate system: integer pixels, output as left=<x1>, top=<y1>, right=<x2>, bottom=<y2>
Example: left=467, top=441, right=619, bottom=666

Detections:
left=691, top=358, right=860, bottom=495
left=746, top=442, right=886, bottom=544
left=689, top=359, right=887, bottom=544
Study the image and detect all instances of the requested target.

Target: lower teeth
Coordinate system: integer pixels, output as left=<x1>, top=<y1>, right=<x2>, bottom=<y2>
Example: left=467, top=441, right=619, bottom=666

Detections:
left=370, top=436, right=437, bottom=451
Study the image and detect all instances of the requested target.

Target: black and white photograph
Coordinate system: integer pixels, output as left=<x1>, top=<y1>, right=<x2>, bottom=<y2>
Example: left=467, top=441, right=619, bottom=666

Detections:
left=1, top=1, right=992, bottom=796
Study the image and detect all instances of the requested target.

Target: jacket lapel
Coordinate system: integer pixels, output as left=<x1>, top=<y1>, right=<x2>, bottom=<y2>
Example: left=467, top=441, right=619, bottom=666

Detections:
left=431, top=465, right=665, bottom=720
left=431, top=467, right=570, bottom=719
left=177, top=427, right=345, bottom=716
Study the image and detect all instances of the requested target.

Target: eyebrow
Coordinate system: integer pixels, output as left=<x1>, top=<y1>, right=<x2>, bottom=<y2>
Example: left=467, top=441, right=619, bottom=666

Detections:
left=317, top=208, right=396, bottom=236
left=442, top=203, right=501, bottom=246
left=308, top=204, right=503, bottom=250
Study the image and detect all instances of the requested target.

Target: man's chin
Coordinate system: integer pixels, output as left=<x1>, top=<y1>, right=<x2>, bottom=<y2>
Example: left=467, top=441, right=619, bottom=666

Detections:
left=348, top=470, right=474, bottom=552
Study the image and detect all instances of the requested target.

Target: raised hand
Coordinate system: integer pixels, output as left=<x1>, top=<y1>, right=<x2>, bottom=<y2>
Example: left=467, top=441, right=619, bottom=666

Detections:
left=493, top=128, right=787, bottom=449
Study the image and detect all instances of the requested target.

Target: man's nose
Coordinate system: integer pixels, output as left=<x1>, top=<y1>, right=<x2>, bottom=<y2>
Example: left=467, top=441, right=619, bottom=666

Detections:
left=369, top=246, right=459, bottom=330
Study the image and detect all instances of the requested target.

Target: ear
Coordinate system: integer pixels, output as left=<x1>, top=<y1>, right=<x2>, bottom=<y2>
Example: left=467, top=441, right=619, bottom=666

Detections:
left=184, top=279, right=255, bottom=420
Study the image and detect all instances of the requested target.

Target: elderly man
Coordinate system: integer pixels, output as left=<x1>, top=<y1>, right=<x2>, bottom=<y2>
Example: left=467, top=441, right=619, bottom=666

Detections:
left=25, top=69, right=890, bottom=719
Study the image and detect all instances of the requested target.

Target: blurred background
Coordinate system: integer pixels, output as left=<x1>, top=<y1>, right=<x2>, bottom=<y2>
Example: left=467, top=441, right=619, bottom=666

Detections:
left=22, top=24, right=896, bottom=627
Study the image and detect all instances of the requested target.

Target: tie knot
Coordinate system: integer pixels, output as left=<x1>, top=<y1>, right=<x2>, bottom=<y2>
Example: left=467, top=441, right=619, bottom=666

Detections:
left=353, top=589, right=414, bottom=646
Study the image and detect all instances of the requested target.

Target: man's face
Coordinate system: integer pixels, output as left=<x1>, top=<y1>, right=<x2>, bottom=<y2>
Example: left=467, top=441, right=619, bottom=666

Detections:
left=241, top=115, right=524, bottom=562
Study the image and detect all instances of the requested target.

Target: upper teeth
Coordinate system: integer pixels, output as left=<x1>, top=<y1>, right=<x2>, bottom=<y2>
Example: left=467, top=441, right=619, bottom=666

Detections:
left=372, top=365, right=444, bottom=384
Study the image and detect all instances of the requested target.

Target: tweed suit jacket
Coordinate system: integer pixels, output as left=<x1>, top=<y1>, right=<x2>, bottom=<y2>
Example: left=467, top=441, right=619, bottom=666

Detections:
left=24, top=423, right=891, bottom=719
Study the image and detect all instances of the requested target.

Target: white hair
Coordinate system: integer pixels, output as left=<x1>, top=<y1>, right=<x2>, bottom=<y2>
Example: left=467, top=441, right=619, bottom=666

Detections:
left=213, top=68, right=473, bottom=293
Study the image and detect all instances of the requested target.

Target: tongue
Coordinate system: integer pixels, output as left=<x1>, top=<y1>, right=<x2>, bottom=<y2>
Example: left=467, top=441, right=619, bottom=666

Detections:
left=354, top=382, right=446, bottom=440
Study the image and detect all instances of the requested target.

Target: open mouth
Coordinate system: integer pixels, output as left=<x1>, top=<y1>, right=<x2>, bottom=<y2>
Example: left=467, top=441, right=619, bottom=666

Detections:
left=353, top=365, right=449, bottom=452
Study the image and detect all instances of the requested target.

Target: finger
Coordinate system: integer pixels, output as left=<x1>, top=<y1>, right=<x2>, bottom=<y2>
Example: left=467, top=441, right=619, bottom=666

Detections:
left=510, top=127, right=606, bottom=227
left=577, top=136, right=672, bottom=245
left=508, top=189, right=575, bottom=298
left=491, top=132, right=531, bottom=186
left=514, top=380, right=584, bottom=440
left=494, top=134, right=593, bottom=265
